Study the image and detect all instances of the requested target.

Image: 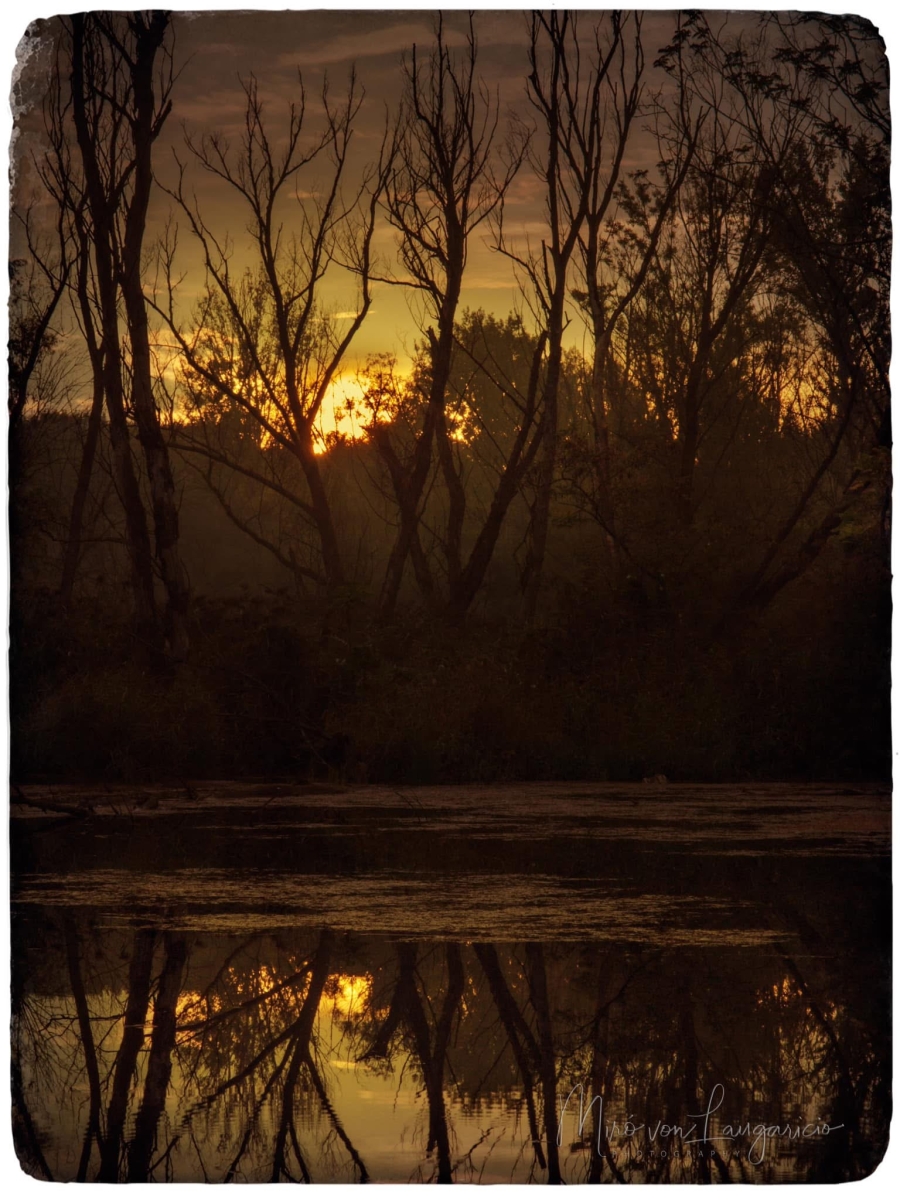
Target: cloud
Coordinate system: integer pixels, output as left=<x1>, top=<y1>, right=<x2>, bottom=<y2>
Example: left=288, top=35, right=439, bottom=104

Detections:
left=273, top=20, right=466, bottom=68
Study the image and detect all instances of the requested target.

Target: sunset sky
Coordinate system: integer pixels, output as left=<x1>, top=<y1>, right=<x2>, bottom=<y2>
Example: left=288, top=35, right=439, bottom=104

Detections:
left=9, top=6, right=889, bottom=440
left=14, top=10, right=692, bottom=378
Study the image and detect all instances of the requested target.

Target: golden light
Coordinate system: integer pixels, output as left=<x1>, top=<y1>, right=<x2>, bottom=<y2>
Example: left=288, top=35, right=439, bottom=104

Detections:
left=314, top=361, right=414, bottom=452
left=321, top=972, right=373, bottom=1017
left=315, top=376, right=370, bottom=452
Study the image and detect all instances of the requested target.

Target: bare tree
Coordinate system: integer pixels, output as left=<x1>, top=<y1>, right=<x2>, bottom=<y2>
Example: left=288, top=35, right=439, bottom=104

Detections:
left=56, top=198, right=107, bottom=608
left=40, top=66, right=113, bottom=609
left=359, top=314, right=550, bottom=623
left=648, top=14, right=792, bottom=529
left=375, top=15, right=523, bottom=617
left=440, top=311, right=548, bottom=621
left=158, top=70, right=392, bottom=591
left=572, top=16, right=702, bottom=564
left=64, top=12, right=189, bottom=653
left=117, top=13, right=191, bottom=657
left=502, top=12, right=629, bottom=624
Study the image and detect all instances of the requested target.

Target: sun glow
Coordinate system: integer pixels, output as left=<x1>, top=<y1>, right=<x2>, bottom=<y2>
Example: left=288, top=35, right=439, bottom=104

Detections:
left=315, top=363, right=411, bottom=452
left=321, top=972, right=373, bottom=1017
left=315, top=377, right=371, bottom=451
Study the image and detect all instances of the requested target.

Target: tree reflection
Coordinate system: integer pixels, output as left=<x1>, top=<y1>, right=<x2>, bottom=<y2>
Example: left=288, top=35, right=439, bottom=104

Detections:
left=11, top=916, right=889, bottom=1183
left=361, top=942, right=464, bottom=1181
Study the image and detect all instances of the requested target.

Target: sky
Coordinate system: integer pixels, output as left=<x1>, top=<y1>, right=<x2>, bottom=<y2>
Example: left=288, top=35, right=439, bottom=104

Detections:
left=4, top=5, right=893, bottom=435
left=9, top=8, right=721, bottom=382
left=8, top=7, right=892, bottom=412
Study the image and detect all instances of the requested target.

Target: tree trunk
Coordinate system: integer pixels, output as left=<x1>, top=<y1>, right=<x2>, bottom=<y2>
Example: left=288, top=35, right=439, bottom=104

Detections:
left=126, top=934, right=188, bottom=1181
left=296, top=423, right=346, bottom=588
left=525, top=943, right=562, bottom=1184
left=64, top=917, right=104, bottom=1181
left=379, top=408, right=436, bottom=616
left=97, top=928, right=156, bottom=1181
left=379, top=244, right=464, bottom=618
left=378, top=334, right=458, bottom=618
left=70, top=15, right=157, bottom=636
left=119, top=13, right=190, bottom=659
left=521, top=303, right=564, bottom=627
left=60, top=225, right=105, bottom=609
left=474, top=944, right=547, bottom=1171
left=445, top=380, right=545, bottom=623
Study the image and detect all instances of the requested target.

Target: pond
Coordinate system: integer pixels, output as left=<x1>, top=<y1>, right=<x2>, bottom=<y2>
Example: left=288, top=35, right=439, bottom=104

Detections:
left=10, top=782, right=891, bottom=1183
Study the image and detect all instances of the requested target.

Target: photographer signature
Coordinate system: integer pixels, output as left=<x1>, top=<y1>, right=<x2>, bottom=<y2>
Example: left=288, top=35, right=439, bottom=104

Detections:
left=557, top=1082, right=844, bottom=1166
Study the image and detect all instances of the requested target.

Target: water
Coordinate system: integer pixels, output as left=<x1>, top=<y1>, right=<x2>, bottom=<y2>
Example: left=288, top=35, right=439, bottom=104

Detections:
left=10, top=782, right=891, bottom=1183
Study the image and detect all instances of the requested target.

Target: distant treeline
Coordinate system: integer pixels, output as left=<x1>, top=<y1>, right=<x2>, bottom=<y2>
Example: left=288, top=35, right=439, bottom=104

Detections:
left=8, top=12, right=890, bottom=781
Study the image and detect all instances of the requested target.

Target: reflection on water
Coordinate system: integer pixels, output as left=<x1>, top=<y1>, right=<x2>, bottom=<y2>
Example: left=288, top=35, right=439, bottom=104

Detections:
left=10, top=784, right=890, bottom=1183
